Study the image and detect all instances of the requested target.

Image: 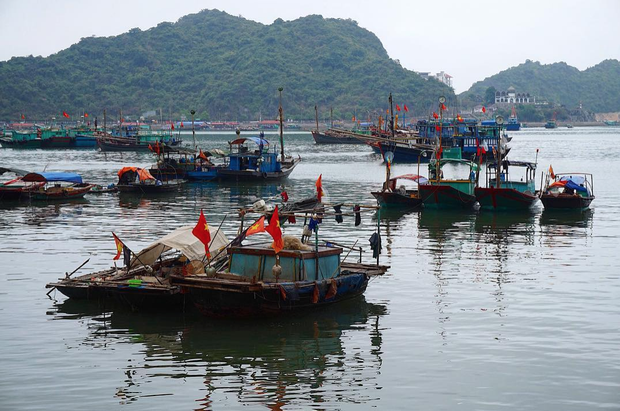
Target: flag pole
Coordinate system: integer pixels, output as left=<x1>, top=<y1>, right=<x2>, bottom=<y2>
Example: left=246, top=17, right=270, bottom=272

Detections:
left=201, top=214, right=227, bottom=266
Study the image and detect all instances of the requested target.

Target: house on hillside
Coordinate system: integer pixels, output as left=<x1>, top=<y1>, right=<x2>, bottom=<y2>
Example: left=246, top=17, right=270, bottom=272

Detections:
left=495, top=86, right=535, bottom=105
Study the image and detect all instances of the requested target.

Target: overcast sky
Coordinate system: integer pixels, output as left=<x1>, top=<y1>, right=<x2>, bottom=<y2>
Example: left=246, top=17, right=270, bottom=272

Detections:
left=1, top=0, right=618, bottom=93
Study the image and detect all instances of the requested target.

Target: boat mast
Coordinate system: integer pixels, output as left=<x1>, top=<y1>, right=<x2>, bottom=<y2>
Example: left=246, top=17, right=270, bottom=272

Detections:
left=103, top=108, right=107, bottom=134
left=385, top=93, right=395, bottom=189
left=330, top=107, right=333, bottom=128
left=191, top=109, right=196, bottom=151
left=278, top=87, right=284, bottom=161
left=437, top=96, right=446, bottom=182
left=495, top=115, right=505, bottom=188
left=315, top=105, right=319, bottom=132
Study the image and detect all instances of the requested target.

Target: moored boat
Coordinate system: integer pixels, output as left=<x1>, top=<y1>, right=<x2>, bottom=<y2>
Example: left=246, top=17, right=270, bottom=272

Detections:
left=46, top=225, right=229, bottom=309
left=116, top=166, right=186, bottom=193
left=419, top=158, right=478, bottom=209
left=21, top=172, right=95, bottom=201
left=475, top=160, right=538, bottom=211
left=371, top=174, right=426, bottom=208
left=0, top=167, right=44, bottom=201
left=539, top=172, right=594, bottom=210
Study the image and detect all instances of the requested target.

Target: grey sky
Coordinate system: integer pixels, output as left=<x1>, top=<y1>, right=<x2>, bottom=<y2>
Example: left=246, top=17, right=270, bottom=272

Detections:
left=1, top=0, right=618, bottom=93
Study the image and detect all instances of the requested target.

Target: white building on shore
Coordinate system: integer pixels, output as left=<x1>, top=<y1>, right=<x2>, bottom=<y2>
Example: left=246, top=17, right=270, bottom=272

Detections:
left=495, top=86, right=535, bottom=105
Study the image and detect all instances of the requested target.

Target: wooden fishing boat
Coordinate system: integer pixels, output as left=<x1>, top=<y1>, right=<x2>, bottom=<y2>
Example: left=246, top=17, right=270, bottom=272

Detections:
left=116, top=166, right=186, bottom=193
left=539, top=172, right=594, bottom=210
left=172, top=243, right=387, bottom=317
left=214, top=136, right=300, bottom=181
left=0, top=167, right=44, bottom=201
left=475, top=160, right=538, bottom=211
left=419, top=158, right=478, bottom=209
left=89, top=184, right=118, bottom=194
left=311, top=129, right=367, bottom=144
left=372, top=174, right=426, bottom=208
left=21, top=172, right=95, bottom=201
left=46, top=226, right=229, bottom=309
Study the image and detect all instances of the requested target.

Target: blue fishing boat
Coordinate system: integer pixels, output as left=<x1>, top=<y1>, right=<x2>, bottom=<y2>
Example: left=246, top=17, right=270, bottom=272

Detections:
left=505, top=106, right=521, bottom=131
left=214, top=136, right=300, bottom=181
left=173, top=235, right=386, bottom=317
left=369, top=119, right=508, bottom=163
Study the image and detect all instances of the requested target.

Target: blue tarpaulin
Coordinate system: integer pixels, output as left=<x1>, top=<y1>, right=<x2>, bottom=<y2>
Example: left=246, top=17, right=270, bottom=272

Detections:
left=22, top=172, right=83, bottom=184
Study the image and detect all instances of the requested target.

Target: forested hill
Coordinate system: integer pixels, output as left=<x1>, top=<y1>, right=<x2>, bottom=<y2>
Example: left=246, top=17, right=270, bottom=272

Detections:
left=0, top=10, right=453, bottom=120
left=460, top=59, right=620, bottom=113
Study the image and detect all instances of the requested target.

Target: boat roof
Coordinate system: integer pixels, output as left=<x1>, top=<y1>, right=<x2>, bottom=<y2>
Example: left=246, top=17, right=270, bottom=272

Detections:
left=0, top=167, right=30, bottom=177
left=117, top=166, right=156, bottom=181
left=430, top=158, right=479, bottom=169
left=230, top=137, right=270, bottom=146
left=389, top=174, right=429, bottom=184
left=488, top=160, right=536, bottom=169
left=22, top=172, right=83, bottom=184
left=131, top=225, right=229, bottom=266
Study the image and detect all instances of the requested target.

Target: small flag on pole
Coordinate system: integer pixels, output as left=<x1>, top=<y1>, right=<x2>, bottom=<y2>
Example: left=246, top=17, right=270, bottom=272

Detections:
left=62, top=111, right=70, bottom=118
left=404, top=104, right=409, bottom=112
left=316, top=174, right=324, bottom=202
left=192, top=210, right=212, bottom=258
left=265, top=206, right=284, bottom=254
left=482, top=106, right=486, bottom=113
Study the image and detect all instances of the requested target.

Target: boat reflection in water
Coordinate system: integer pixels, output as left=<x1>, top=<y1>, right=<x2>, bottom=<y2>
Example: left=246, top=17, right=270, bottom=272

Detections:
left=474, top=210, right=537, bottom=247
left=51, top=296, right=387, bottom=409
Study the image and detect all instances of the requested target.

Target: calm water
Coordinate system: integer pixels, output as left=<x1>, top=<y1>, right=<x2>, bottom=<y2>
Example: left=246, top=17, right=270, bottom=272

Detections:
left=1, top=128, right=619, bottom=410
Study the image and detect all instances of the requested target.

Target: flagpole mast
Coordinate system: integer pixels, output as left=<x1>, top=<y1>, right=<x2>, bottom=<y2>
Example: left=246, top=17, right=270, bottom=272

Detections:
left=437, top=96, right=446, bottom=182
left=191, top=109, right=196, bottom=152
left=278, top=87, right=285, bottom=162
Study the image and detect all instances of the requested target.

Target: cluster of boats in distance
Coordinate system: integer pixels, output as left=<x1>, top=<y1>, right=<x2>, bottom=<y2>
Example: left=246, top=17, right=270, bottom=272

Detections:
left=2, top=94, right=596, bottom=318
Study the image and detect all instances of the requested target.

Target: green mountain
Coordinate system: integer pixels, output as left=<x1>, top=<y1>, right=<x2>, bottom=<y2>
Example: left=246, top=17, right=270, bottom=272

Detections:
left=0, top=10, right=453, bottom=121
left=460, top=59, right=620, bottom=113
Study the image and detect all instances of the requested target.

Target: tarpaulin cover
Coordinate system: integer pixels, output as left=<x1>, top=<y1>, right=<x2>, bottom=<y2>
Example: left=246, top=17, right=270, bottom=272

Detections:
left=390, top=174, right=429, bottom=185
left=22, top=172, right=83, bottom=183
left=230, top=137, right=270, bottom=146
left=550, top=179, right=589, bottom=194
left=130, top=225, right=229, bottom=266
left=117, top=167, right=155, bottom=182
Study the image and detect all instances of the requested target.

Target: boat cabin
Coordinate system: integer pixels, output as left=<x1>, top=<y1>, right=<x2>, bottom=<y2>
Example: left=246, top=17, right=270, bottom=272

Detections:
left=227, top=245, right=342, bottom=283
left=227, top=137, right=282, bottom=173
left=485, top=160, right=536, bottom=193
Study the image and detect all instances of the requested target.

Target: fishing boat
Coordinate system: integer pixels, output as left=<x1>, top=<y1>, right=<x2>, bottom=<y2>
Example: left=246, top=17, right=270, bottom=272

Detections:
left=545, top=112, right=558, bottom=129
left=116, top=166, right=186, bottom=193
left=311, top=129, right=367, bottom=144
left=505, top=106, right=521, bottom=131
left=21, top=172, right=95, bottom=201
left=419, top=158, right=478, bottom=209
left=214, top=136, right=300, bottom=181
left=0, top=167, right=44, bottom=201
left=475, top=160, right=538, bottom=211
left=46, top=225, right=229, bottom=309
left=371, top=174, right=426, bottom=208
left=89, top=184, right=118, bottom=194
left=97, top=133, right=182, bottom=152
left=539, top=172, right=594, bottom=210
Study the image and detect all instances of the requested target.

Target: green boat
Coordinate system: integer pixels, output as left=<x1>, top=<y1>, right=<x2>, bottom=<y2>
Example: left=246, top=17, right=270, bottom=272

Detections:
left=419, top=158, right=478, bottom=209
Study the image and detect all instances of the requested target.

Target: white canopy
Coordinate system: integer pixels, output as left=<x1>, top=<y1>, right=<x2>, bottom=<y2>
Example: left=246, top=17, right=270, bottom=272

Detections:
left=131, top=225, right=229, bottom=266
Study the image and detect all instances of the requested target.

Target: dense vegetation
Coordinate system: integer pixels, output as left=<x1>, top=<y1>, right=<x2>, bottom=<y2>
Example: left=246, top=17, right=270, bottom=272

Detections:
left=460, top=59, right=620, bottom=114
left=0, top=10, right=453, bottom=121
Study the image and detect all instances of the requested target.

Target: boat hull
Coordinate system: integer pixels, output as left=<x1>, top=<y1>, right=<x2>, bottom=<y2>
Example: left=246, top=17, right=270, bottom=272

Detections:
left=419, top=184, right=476, bottom=209
left=28, top=184, right=94, bottom=201
left=371, top=190, right=424, bottom=208
left=311, top=130, right=365, bottom=145
left=539, top=194, right=594, bottom=210
left=215, top=158, right=300, bottom=181
left=117, top=181, right=185, bottom=193
left=176, top=274, right=369, bottom=318
left=475, top=187, right=538, bottom=211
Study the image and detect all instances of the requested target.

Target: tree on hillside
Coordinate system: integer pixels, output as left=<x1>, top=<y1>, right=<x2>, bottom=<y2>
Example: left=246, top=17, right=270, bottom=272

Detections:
left=484, top=86, right=496, bottom=105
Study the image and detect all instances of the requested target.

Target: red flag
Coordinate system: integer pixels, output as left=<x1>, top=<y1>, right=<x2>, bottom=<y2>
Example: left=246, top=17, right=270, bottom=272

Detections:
left=315, top=174, right=324, bottom=202
left=180, top=121, right=184, bottom=128
left=265, top=206, right=283, bottom=254
left=457, top=115, right=464, bottom=122
left=84, top=113, right=89, bottom=118
left=549, top=165, right=555, bottom=179
left=436, top=146, right=443, bottom=159
left=112, top=233, right=123, bottom=260
left=192, top=210, right=212, bottom=258
left=435, top=125, right=441, bottom=132
left=482, top=106, right=486, bottom=113
left=171, top=123, right=175, bottom=130
left=433, top=112, right=439, bottom=119
left=386, top=109, right=389, bottom=114
left=352, top=115, right=356, bottom=122
left=441, top=103, right=447, bottom=111
left=396, top=104, right=401, bottom=112
left=154, top=141, right=161, bottom=155
left=280, top=191, right=289, bottom=202
left=404, top=104, right=409, bottom=112
left=62, top=111, right=70, bottom=118
left=148, top=144, right=153, bottom=152
left=21, top=114, right=25, bottom=120
left=246, top=216, right=266, bottom=237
